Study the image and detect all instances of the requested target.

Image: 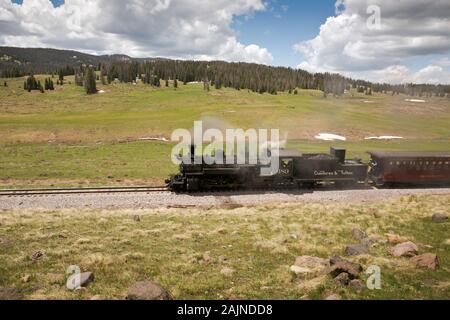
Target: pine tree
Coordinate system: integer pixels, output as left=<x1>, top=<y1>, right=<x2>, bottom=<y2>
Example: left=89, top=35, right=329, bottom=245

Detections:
left=58, top=69, right=64, bottom=82
left=174, top=78, right=178, bottom=89
left=84, top=67, right=97, bottom=94
left=4, top=81, right=7, bottom=87
left=165, top=79, right=169, bottom=87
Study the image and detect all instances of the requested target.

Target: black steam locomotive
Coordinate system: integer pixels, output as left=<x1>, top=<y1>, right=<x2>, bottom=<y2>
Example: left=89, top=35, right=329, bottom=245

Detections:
left=167, top=146, right=450, bottom=192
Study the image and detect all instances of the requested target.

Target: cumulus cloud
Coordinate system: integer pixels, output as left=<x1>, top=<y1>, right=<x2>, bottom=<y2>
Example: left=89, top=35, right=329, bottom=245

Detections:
left=0, top=0, right=273, bottom=64
left=295, top=0, right=450, bottom=84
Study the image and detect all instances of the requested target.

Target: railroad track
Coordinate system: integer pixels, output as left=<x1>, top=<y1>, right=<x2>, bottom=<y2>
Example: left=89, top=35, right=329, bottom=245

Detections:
left=0, top=186, right=169, bottom=196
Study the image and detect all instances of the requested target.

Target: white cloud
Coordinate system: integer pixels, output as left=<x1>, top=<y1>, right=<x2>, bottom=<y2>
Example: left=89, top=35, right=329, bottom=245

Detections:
left=0, top=0, right=273, bottom=64
left=295, top=0, right=450, bottom=84
left=364, top=64, right=449, bottom=84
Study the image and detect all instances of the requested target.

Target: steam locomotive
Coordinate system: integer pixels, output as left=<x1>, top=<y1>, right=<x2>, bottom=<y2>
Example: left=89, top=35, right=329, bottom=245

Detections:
left=167, top=146, right=450, bottom=192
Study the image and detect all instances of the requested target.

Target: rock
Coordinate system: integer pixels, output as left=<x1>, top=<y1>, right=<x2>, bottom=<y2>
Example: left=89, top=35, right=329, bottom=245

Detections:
left=21, top=274, right=31, bottom=283
left=345, top=244, right=369, bottom=256
left=90, top=295, right=104, bottom=300
left=202, top=252, right=213, bottom=264
left=126, top=281, right=172, bottom=300
left=411, top=253, right=440, bottom=270
left=324, top=293, right=341, bottom=300
left=432, top=213, right=448, bottom=222
left=351, top=228, right=367, bottom=241
left=334, top=272, right=350, bottom=286
left=290, top=265, right=313, bottom=276
left=133, top=215, right=141, bottom=222
left=218, top=255, right=227, bottom=263
left=328, top=256, right=362, bottom=279
left=220, top=267, right=235, bottom=277
left=349, top=279, right=365, bottom=292
left=385, top=233, right=408, bottom=245
left=66, top=272, right=95, bottom=290
left=294, top=256, right=330, bottom=268
left=389, top=241, right=418, bottom=257
left=361, top=237, right=379, bottom=247
left=30, top=250, right=43, bottom=261
left=291, top=256, right=329, bottom=278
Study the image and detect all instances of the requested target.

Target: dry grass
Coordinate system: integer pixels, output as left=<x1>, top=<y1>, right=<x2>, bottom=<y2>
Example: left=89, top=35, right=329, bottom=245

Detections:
left=0, top=195, right=449, bottom=300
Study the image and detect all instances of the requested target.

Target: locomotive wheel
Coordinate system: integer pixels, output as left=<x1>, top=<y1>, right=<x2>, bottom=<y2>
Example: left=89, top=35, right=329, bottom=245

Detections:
left=186, top=177, right=200, bottom=192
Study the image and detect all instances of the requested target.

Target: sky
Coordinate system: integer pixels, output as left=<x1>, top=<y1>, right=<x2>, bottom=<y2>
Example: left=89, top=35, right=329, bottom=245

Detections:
left=2, top=0, right=450, bottom=84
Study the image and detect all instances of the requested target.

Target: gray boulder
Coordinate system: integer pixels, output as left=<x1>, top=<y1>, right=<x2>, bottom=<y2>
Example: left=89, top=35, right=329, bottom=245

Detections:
left=345, top=244, right=369, bottom=256
left=126, top=281, right=172, bottom=300
left=432, top=213, right=448, bottom=222
left=389, top=241, right=418, bottom=257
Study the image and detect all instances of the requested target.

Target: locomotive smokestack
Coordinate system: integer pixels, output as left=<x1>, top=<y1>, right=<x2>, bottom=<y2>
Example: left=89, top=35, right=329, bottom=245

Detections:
left=331, top=147, right=346, bottom=164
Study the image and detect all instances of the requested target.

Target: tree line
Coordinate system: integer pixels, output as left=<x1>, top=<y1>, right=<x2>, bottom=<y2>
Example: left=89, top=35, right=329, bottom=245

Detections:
left=6, top=58, right=450, bottom=97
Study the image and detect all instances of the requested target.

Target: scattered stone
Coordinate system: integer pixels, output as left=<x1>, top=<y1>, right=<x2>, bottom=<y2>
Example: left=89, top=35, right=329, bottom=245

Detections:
left=351, top=228, right=367, bottom=241
left=220, top=267, right=235, bottom=277
left=361, top=237, right=379, bottom=247
left=126, top=281, right=172, bottom=300
left=21, top=274, right=31, bottom=283
left=348, top=279, right=365, bottom=292
left=218, top=255, right=227, bottom=263
left=294, top=256, right=329, bottom=268
left=216, top=228, right=227, bottom=234
left=75, top=287, right=87, bottom=292
left=334, top=272, right=350, bottom=286
left=290, top=265, right=313, bottom=276
left=30, top=250, right=43, bottom=261
left=432, top=213, right=448, bottom=222
left=66, top=272, right=95, bottom=290
left=133, top=215, right=141, bottom=222
left=411, top=253, right=440, bottom=270
left=0, top=287, right=23, bottom=300
left=328, top=256, right=362, bottom=279
left=202, top=252, right=213, bottom=264
left=291, top=256, right=329, bottom=278
left=385, top=233, right=408, bottom=245
left=324, top=293, right=341, bottom=300
left=345, top=244, right=369, bottom=256
left=389, top=241, right=418, bottom=257
left=373, top=211, right=382, bottom=219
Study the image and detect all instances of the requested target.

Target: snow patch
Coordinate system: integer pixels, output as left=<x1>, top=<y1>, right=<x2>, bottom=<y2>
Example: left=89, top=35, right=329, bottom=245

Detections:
left=405, top=99, right=426, bottom=103
left=314, top=133, right=347, bottom=141
left=364, top=136, right=404, bottom=140
left=139, top=137, right=169, bottom=142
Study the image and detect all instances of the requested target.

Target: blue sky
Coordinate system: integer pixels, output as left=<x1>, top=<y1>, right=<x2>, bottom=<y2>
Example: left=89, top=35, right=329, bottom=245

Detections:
left=232, top=0, right=336, bottom=67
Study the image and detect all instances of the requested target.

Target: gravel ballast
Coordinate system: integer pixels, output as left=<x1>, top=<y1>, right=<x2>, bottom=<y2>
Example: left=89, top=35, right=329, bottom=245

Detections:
left=0, top=187, right=449, bottom=210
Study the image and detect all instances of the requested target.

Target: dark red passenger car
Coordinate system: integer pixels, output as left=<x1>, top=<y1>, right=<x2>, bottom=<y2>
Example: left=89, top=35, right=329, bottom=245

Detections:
left=368, top=151, right=450, bottom=186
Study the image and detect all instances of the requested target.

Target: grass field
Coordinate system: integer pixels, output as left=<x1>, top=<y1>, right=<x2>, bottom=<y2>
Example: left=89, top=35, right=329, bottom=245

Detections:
left=0, top=195, right=449, bottom=300
left=0, top=75, right=449, bottom=187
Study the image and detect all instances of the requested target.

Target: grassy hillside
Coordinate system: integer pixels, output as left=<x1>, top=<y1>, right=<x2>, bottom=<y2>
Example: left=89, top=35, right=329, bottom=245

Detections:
left=0, top=75, right=449, bottom=187
left=1, top=195, right=449, bottom=300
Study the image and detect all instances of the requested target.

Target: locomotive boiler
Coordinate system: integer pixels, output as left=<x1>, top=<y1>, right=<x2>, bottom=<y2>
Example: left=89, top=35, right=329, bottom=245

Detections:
left=167, top=146, right=369, bottom=192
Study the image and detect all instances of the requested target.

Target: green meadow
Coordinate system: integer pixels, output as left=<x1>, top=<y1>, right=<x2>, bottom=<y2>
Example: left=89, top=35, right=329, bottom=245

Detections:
left=1, top=75, right=449, bottom=187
